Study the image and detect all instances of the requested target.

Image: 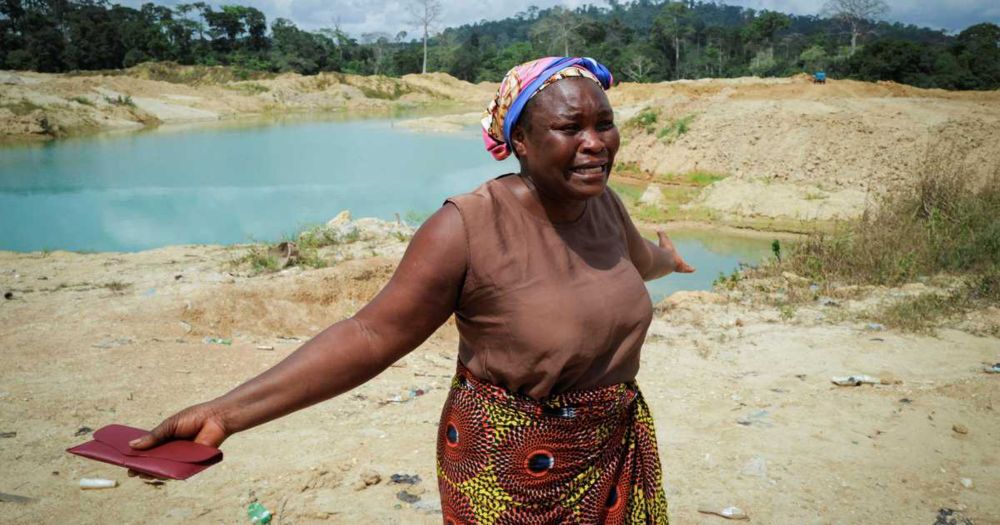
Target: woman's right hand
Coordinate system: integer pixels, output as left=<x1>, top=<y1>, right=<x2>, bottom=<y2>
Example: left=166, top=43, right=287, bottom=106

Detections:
left=128, top=401, right=231, bottom=450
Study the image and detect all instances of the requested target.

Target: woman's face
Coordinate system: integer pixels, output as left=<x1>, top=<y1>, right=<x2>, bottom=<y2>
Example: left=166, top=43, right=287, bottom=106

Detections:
left=511, top=77, right=619, bottom=202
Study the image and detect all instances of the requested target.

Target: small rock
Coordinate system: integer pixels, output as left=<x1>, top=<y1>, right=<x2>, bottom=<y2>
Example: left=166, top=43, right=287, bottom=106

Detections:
left=781, top=271, right=809, bottom=286
left=0, top=431, right=16, bottom=438
left=865, top=322, right=885, bottom=331
left=327, top=210, right=352, bottom=227
left=879, top=373, right=902, bottom=385
left=3, top=291, right=12, bottom=300
left=74, top=426, right=93, bottom=437
left=959, top=478, right=973, bottom=489
left=638, top=184, right=665, bottom=206
left=396, top=490, right=421, bottom=504
left=360, top=469, right=381, bottom=486
left=952, top=424, right=969, bottom=435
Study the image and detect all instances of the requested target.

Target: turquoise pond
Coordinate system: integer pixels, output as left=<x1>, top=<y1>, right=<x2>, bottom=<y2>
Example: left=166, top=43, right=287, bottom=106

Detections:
left=0, top=115, right=771, bottom=301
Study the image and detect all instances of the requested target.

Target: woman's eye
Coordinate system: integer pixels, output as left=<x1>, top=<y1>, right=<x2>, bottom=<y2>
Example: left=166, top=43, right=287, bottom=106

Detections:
left=598, top=121, right=616, bottom=131
left=558, top=124, right=580, bottom=133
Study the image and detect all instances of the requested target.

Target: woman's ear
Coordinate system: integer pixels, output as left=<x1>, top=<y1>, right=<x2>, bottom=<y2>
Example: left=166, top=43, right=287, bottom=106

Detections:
left=511, top=126, right=528, bottom=158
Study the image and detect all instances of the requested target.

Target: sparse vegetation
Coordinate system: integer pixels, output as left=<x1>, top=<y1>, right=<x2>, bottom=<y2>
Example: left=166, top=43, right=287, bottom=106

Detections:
left=1, top=99, right=44, bottom=116
left=744, top=148, right=1000, bottom=332
left=103, top=280, right=131, bottom=292
left=232, top=224, right=370, bottom=274
left=70, top=96, right=95, bottom=107
left=656, top=114, right=695, bottom=142
left=104, top=95, right=135, bottom=107
left=626, top=108, right=659, bottom=134
left=227, top=82, right=270, bottom=95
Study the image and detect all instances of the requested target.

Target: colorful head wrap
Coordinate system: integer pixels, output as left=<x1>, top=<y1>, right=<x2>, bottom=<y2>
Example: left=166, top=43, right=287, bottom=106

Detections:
left=481, top=57, right=614, bottom=161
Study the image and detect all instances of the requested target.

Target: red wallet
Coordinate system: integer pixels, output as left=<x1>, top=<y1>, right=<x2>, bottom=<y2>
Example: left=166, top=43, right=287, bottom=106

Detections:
left=67, top=424, right=223, bottom=480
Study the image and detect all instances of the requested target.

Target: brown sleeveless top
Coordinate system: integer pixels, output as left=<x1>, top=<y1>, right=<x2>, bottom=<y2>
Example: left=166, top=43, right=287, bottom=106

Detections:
left=445, top=175, right=653, bottom=399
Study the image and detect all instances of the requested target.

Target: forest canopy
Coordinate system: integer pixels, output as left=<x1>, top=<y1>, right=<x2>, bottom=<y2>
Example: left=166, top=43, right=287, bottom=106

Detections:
left=1, top=0, right=997, bottom=90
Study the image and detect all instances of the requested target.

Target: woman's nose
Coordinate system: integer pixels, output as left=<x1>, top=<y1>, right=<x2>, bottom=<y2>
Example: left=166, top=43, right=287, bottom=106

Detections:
left=579, top=128, right=605, bottom=153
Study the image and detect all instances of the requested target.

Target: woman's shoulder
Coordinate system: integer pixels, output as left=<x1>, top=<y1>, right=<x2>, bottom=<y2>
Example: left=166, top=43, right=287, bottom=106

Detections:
left=444, top=176, right=509, bottom=214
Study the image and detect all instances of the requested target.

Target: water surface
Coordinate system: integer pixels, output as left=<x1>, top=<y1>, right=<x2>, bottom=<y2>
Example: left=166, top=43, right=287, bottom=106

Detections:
left=0, top=117, right=772, bottom=301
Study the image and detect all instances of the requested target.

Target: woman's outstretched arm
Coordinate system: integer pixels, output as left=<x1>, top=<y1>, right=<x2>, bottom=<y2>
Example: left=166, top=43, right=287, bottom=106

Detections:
left=609, top=188, right=695, bottom=281
left=130, top=204, right=468, bottom=449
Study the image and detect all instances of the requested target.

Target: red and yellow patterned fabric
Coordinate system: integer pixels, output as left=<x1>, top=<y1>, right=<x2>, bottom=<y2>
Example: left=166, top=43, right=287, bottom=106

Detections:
left=437, top=363, right=669, bottom=524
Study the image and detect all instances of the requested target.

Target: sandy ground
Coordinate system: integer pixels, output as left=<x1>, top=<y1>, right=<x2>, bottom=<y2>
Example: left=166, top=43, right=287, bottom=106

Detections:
left=1, top=219, right=997, bottom=524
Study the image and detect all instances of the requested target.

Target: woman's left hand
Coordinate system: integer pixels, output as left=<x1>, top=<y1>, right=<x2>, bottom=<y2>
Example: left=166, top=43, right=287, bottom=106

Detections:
left=656, top=231, right=695, bottom=273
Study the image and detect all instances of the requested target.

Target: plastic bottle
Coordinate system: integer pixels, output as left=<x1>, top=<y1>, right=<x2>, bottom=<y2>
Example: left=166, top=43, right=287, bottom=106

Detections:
left=247, top=502, right=272, bottom=524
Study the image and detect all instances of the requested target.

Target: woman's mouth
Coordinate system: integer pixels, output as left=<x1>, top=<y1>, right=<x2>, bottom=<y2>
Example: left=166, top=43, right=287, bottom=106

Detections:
left=569, top=163, right=607, bottom=180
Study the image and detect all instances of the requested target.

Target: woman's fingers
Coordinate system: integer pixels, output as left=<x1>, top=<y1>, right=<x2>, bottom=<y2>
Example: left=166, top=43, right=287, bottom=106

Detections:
left=656, top=230, right=695, bottom=273
left=675, top=258, right=696, bottom=273
left=128, top=416, right=176, bottom=450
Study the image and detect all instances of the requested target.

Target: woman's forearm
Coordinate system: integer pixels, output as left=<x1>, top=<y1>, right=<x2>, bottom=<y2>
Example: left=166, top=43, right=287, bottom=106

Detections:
left=210, top=317, right=395, bottom=433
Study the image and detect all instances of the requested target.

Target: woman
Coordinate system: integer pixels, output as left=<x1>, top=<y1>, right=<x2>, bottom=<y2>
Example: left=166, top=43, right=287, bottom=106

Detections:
left=130, top=57, right=693, bottom=524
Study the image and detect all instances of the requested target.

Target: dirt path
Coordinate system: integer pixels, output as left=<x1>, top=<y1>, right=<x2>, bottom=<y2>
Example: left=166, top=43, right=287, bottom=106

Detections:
left=1, top=227, right=996, bottom=524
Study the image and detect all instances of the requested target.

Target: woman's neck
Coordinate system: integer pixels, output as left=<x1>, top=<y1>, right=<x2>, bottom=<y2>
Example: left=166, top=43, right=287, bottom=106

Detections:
left=511, top=173, right=587, bottom=224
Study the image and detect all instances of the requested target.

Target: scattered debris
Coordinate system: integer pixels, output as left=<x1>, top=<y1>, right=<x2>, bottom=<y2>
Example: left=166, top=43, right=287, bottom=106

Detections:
left=952, top=424, right=969, bottom=435
left=698, top=505, right=749, bottom=520
left=396, top=490, right=421, bottom=504
left=79, top=478, right=118, bottom=490
left=247, top=501, right=272, bottom=524
left=984, top=363, right=1000, bottom=374
left=0, top=431, right=16, bottom=438
left=74, top=426, right=93, bottom=437
left=202, top=337, right=232, bottom=346
left=380, top=387, right=431, bottom=405
left=736, top=410, right=772, bottom=428
left=831, top=375, right=879, bottom=386
left=899, top=398, right=912, bottom=404
left=934, top=508, right=973, bottom=525
left=255, top=345, right=274, bottom=351
left=389, top=473, right=421, bottom=485
left=0, top=492, right=35, bottom=504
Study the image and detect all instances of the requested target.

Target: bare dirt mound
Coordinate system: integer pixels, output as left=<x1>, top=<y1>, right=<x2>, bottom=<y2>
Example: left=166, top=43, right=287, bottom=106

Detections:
left=0, top=65, right=488, bottom=140
left=611, top=76, right=1000, bottom=222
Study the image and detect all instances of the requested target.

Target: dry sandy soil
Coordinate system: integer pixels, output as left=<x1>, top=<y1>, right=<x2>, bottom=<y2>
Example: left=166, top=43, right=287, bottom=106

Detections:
left=1, top=218, right=997, bottom=524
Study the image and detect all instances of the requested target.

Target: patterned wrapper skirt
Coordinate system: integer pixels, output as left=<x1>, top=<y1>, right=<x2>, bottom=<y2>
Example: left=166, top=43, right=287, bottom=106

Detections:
left=436, top=363, right=669, bottom=524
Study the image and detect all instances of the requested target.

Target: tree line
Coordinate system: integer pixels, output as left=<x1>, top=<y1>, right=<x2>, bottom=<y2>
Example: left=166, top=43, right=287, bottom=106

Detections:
left=1, top=0, right=997, bottom=90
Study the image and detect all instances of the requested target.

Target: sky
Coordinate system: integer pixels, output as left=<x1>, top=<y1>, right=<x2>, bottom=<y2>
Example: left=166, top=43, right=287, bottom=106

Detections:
left=124, top=0, right=1000, bottom=36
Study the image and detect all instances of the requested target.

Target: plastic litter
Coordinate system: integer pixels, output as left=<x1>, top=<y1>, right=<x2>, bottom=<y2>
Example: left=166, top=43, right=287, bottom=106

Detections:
left=698, top=505, right=749, bottom=520
left=390, top=473, right=421, bottom=485
left=831, top=375, right=879, bottom=386
left=247, top=502, right=272, bottom=524
left=79, top=478, right=117, bottom=490
left=203, top=337, right=232, bottom=346
left=984, top=363, right=1000, bottom=374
